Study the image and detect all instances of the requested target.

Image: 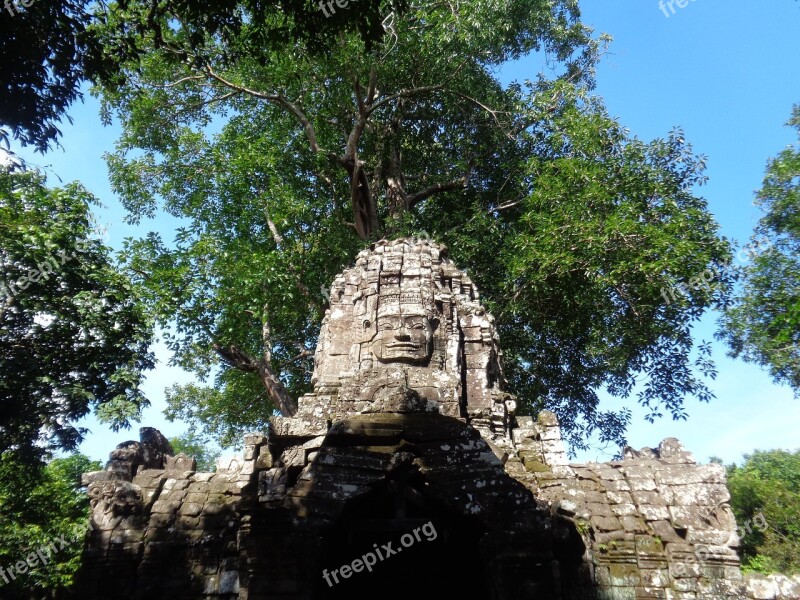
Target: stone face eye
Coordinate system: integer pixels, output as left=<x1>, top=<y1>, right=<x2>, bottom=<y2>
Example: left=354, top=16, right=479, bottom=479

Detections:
left=404, top=317, right=425, bottom=329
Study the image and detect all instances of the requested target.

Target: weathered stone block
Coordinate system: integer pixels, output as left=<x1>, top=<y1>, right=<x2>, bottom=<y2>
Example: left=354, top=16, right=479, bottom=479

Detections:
left=165, top=454, right=196, bottom=472
left=522, top=457, right=551, bottom=473
left=628, top=478, right=658, bottom=492
left=607, top=479, right=633, bottom=492
left=607, top=490, right=634, bottom=504
left=150, top=499, right=181, bottom=515
left=654, top=464, right=725, bottom=486
left=591, top=515, right=622, bottom=532
left=588, top=502, right=615, bottom=518
left=632, top=491, right=665, bottom=505
left=665, top=590, right=696, bottom=599
left=619, top=515, right=648, bottom=533
left=640, top=504, right=671, bottom=521
left=179, top=502, right=204, bottom=517
left=537, top=411, right=559, bottom=427
left=612, top=504, right=639, bottom=517
left=671, top=576, right=698, bottom=592
left=669, top=482, right=728, bottom=507
left=774, top=574, right=800, bottom=599
left=609, top=563, right=641, bottom=586
left=636, top=586, right=668, bottom=599
left=649, top=520, right=685, bottom=543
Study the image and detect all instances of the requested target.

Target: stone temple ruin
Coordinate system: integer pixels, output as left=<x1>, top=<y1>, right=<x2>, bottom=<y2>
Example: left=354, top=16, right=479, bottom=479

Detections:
left=76, top=238, right=800, bottom=599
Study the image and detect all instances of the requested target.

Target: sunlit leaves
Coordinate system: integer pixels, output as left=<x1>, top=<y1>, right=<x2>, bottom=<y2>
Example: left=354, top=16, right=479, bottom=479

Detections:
left=727, top=450, right=800, bottom=575
left=0, top=169, right=155, bottom=461
left=721, top=105, right=800, bottom=394
left=0, top=453, right=102, bottom=594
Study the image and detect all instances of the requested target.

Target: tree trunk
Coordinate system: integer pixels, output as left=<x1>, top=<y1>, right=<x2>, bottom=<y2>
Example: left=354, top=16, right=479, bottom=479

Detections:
left=213, top=343, right=298, bottom=416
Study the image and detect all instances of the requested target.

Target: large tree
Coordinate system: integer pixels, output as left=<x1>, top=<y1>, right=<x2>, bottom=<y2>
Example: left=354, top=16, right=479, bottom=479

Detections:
left=720, top=105, right=800, bottom=394
left=95, top=0, right=732, bottom=450
left=727, top=449, right=800, bottom=575
left=0, top=167, right=154, bottom=461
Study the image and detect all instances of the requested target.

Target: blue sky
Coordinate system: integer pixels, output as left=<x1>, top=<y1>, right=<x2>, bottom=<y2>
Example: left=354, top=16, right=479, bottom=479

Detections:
left=7, top=0, right=800, bottom=466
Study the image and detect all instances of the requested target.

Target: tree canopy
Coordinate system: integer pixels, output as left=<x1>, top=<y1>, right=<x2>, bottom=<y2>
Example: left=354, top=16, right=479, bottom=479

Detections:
left=720, top=105, right=800, bottom=395
left=0, top=168, right=154, bottom=461
left=91, top=0, right=733, bottom=451
left=0, top=0, right=98, bottom=151
left=0, top=452, right=102, bottom=597
left=0, top=0, right=405, bottom=151
left=727, top=449, right=800, bottom=575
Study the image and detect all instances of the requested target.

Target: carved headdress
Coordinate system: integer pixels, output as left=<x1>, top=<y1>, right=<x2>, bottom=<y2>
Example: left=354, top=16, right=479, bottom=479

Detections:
left=288, top=238, right=515, bottom=435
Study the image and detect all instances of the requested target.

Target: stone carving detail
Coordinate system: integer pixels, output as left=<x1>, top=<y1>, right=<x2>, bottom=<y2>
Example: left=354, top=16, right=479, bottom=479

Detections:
left=74, top=237, right=800, bottom=600
left=287, top=238, right=513, bottom=448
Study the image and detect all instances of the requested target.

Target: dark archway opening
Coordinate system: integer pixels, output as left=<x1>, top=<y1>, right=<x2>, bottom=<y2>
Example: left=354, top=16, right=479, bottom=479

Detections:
left=316, top=468, right=490, bottom=600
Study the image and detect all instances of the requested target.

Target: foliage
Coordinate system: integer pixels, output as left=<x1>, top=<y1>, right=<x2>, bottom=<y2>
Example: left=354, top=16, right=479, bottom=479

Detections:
left=0, top=168, right=155, bottom=462
left=169, top=430, right=221, bottom=472
left=726, top=449, right=800, bottom=575
left=0, top=452, right=101, bottom=596
left=720, top=105, right=800, bottom=395
left=94, top=0, right=732, bottom=451
left=0, top=0, right=101, bottom=152
left=0, top=0, right=403, bottom=152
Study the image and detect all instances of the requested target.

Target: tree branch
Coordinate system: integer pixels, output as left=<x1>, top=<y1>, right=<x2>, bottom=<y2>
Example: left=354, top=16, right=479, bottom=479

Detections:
left=453, top=91, right=514, bottom=139
left=341, top=72, right=378, bottom=239
left=261, top=302, right=272, bottom=364
left=156, top=75, right=206, bottom=89
left=367, top=84, right=446, bottom=115
left=212, top=342, right=297, bottom=416
left=262, top=205, right=321, bottom=311
left=202, top=65, right=324, bottom=154
left=406, top=169, right=471, bottom=209
left=279, top=349, right=313, bottom=369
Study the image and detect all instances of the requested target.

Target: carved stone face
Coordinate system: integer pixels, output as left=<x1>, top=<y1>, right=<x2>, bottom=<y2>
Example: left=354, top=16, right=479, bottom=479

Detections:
left=371, top=312, right=436, bottom=365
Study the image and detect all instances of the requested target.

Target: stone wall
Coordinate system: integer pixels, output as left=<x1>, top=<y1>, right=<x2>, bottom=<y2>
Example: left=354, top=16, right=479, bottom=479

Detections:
left=75, top=417, right=800, bottom=600
left=74, top=239, right=800, bottom=600
left=77, top=432, right=248, bottom=598
left=506, top=413, right=800, bottom=600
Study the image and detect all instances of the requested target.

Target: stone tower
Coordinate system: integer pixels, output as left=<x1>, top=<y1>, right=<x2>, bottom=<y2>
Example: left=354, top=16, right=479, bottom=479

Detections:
left=74, top=238, right=799, bottom=600
left=283, top=237, right=517, bottom=450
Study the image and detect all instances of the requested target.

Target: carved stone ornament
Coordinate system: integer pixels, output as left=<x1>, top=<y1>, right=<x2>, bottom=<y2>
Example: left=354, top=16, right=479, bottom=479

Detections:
left=285, top=237, right=515, bottom=442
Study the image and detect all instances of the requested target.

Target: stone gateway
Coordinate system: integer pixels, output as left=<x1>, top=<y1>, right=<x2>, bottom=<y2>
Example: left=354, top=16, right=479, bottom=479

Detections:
left=75, top=238, right=800, bottom=600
